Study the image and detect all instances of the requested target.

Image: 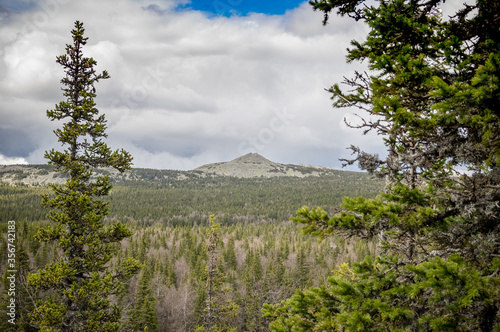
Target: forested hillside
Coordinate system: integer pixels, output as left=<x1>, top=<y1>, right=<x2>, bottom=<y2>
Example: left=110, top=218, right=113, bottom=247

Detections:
left=0, top=169, right=383, bottom=224
left=0, top=169, right=383, bottom=331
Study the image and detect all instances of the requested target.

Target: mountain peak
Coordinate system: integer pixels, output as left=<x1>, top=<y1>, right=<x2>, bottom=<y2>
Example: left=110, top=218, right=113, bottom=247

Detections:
left=230, top=153, right=273, bottom=164
left=194, top=153, right=334, bottom=178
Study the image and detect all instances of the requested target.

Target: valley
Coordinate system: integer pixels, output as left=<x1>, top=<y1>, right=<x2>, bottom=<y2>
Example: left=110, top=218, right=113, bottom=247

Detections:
left=0, top=155, right=383, bottom=331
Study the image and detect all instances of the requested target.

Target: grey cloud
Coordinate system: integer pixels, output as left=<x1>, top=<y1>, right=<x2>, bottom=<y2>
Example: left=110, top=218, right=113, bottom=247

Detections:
left=0, top=127, right=37, bottom=157
left=0, top=0, right=384, bottom=169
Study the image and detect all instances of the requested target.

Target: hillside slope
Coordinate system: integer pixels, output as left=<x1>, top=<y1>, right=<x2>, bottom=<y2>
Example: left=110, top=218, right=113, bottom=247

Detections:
left=0, top=153, right=347, bottom=185
left=194, top=153, right=336, bottom=178
left=0, top=158, right=384, bottom=224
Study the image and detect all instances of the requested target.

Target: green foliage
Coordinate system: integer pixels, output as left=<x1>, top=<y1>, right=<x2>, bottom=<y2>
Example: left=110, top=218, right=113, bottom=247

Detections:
left=27, top=21, right=140, bottom=331
left=267, top=0, right=500, bottom=330
left=223, top=237, right=238, bottom=270
left=0, top=241, right=38, bottom=332
left=0, top=167, right=384, bottom=225
left=127, top=268, right=158, bottom=332
left=0, top=182, right=50, bottom=221
left=1, top=217, right=373, bottom=331
left=197, top=215, right=239, bottom=332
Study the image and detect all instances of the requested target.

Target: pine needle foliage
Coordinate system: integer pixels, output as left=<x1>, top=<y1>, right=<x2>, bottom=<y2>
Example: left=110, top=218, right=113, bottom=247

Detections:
left=28, top=21, right=141, bottom=332
left=196, top=215, right=239, bottom=332
left=127, top=267, right=158, bottom=332
left=264, top=0, right=500, bottom=330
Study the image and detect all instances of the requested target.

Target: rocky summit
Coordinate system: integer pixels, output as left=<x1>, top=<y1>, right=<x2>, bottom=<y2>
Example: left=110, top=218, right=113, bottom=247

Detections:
left=194, top=153, right=337, bottom=178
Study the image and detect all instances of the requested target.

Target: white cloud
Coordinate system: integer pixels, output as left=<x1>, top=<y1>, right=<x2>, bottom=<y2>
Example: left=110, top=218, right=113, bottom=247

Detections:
left=0, top=154, right=29, bottom=165
left=1, top=30, right=60, bottom=99
left=0, top=0, right=383, bottom=170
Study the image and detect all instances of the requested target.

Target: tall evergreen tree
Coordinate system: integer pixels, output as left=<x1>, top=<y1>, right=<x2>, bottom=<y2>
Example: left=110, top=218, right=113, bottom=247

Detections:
left=264, top=0, right=500, bottom=330
left=28, top=21, right=141, bottom=331
left=128, top=268, right=158, bottom=332
left=222, top=237, right=237, bottom=271
left=196, top=215, right=238, bottom=332
left=293, top=247, right=310, bottom=290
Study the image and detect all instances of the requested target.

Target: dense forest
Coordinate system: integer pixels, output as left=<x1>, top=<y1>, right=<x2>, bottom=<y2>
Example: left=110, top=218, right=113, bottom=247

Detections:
left=0, top=172, right=382, bottom=331
left=0, top=169, right=383, bottom=224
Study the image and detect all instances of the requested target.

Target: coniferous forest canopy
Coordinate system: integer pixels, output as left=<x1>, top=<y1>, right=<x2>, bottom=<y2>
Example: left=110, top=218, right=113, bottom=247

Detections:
left=0, top=168, right=384, bottom=331
left=0, top=174, right=383, bottom=331
left=0, top=168, right=383, bottom=224
left=1, top=0, right=500, bottom=331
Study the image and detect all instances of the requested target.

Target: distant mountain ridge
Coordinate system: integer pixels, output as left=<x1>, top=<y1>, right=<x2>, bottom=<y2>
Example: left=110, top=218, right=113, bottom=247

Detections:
left=0, top=153, right=342, bottom=185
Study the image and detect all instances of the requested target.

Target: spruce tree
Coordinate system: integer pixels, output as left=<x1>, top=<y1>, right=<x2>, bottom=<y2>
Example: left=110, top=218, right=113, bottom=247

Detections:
left=264, top=0, right=500, bottom=330
left=196, top=215, right=238, bottom=332
left=222, top=237, right=237, bottom=271
left=128, top=268, right=158, bottom=332
left=28, top=21, right=141, bottom=331
left=293, top=247, right=309, bottom=290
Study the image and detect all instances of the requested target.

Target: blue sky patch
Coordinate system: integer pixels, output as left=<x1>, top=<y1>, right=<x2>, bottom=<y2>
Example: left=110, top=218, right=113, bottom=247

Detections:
left=178, top=0, right=307, bottom=17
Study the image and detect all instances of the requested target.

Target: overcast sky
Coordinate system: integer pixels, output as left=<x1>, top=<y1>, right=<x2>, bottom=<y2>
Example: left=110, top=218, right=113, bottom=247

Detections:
left=0, top=0, right=462, bottom=170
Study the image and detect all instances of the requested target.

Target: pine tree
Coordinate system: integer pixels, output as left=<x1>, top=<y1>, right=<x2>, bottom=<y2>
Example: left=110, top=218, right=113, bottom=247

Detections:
left=0, top=243, right=37, bottom=332
left=240, top=249, right=269, bottom=331
left=27, top=21, right=141, bottom=331
left=293, top=247, right=309, bottom=290
left=14, top=244, right=37, bottom=331
left=196, top=215, right=238, bottom=332
left=222, top=237, right=237, bottom=270
left=264, top=0, right=500, bottom=330
left=128, top=268, right=158, bottom=332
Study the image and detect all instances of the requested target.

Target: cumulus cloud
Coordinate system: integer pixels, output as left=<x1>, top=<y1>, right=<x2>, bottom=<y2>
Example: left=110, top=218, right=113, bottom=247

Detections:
left=0, top=0, right=383, bottom=170
left=0, top=153, right=29, bottom=165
